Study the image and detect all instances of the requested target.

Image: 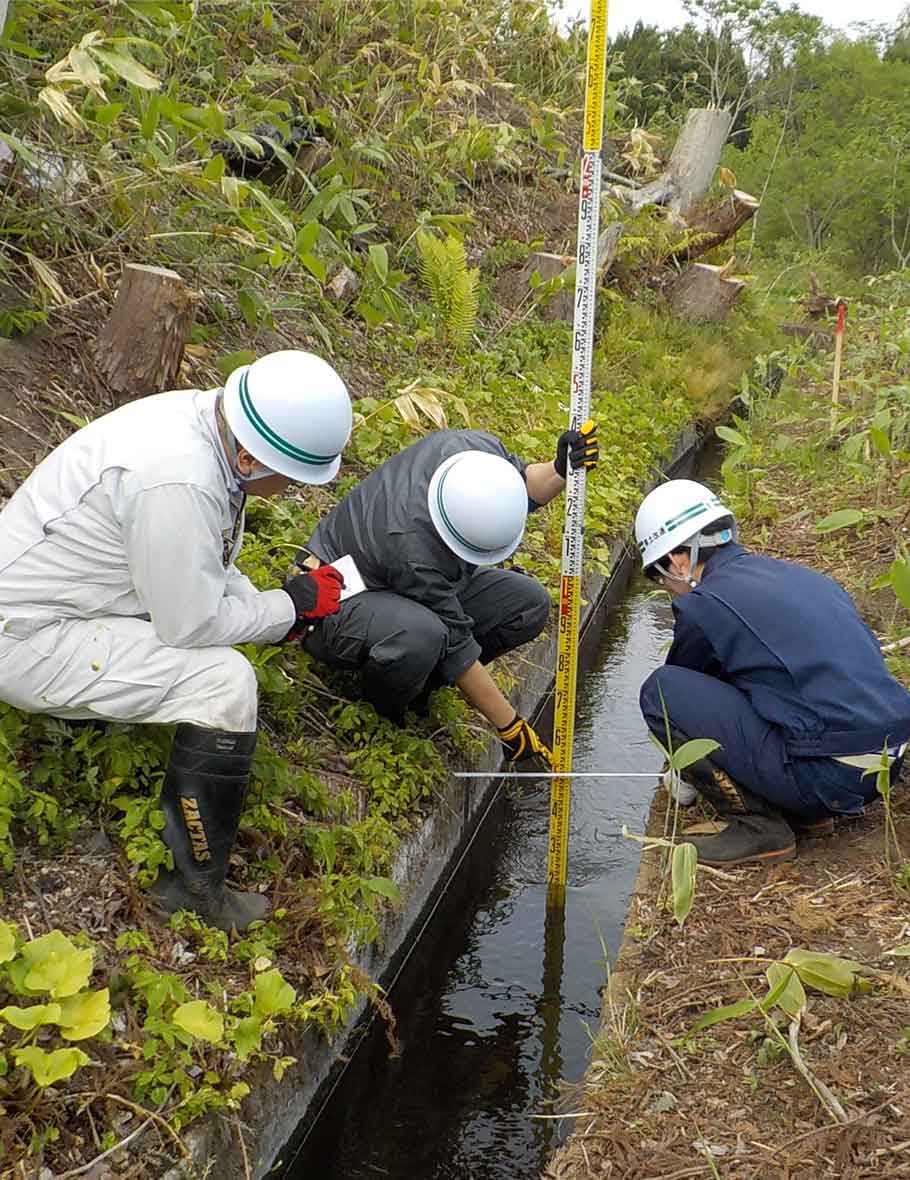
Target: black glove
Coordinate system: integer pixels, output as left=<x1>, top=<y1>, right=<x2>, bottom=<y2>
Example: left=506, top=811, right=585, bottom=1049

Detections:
left=554, top=418, right=598, bottom=478
left=285, top=566, right=344, bottom=621
left=497, top=713, right=553, bottom=768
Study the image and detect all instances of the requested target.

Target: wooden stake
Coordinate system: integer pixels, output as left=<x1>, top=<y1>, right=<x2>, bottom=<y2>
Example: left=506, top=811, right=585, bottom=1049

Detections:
left=831, top=298, right=848, bottom=419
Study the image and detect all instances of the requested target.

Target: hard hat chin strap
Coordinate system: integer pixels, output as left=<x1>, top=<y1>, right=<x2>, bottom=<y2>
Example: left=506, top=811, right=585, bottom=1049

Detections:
left=662, top=525, right=736, bottom=588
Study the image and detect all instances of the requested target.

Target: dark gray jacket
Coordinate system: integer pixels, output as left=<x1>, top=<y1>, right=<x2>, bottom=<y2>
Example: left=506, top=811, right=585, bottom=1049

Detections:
left=308, top=429, right=537, bottom=679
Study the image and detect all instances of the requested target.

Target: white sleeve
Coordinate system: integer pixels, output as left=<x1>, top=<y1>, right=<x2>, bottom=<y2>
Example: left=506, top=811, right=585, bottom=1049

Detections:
left=121, top=484, right=294, bottom=648
left=224, top=565, right=260, bottom=600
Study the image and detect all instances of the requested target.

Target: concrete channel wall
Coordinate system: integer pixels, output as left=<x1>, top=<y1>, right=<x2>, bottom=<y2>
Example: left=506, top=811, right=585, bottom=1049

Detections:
left=171, top=425, right=703, bottom=1180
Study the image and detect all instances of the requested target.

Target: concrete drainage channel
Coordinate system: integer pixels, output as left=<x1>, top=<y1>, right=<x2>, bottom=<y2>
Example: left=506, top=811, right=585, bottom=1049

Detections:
left=172, top=426, right=703, bottom=1180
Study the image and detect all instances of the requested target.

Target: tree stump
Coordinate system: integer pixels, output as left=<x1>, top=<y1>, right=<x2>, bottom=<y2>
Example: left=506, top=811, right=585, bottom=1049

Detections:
left=95, top=264, right=196, bottom=400
left=623, top=108, right=734, bottom=218
left=669, top=190, right=760, bottom=264
left=668, top=261, right=745, bottom=322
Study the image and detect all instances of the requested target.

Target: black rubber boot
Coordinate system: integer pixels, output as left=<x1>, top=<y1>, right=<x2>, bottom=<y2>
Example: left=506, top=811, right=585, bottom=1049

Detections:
left=674, top=755, right=797, bottom=867
left=151, top=724, right=269, bottom=932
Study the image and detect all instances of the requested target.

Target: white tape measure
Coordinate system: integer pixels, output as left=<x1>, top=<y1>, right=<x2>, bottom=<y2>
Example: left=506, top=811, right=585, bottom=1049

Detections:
left=547, top=0, right=609, bottom=895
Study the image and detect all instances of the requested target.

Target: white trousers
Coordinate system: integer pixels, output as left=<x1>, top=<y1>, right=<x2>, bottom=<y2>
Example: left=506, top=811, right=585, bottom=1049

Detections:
left=0, top=616, right=258, bottom=732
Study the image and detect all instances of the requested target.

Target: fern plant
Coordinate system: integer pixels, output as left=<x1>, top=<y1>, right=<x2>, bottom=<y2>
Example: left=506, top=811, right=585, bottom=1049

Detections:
left=415, top=230, right=479, bottom=350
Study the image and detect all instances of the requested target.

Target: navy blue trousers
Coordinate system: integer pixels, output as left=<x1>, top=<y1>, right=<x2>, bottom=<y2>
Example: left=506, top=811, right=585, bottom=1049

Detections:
left=640, top=665, right=892, bottom=821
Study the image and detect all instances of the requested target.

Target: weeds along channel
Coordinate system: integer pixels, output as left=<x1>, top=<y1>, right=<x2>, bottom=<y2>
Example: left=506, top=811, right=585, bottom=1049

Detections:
left=0, top=1, right=825, bottom=1176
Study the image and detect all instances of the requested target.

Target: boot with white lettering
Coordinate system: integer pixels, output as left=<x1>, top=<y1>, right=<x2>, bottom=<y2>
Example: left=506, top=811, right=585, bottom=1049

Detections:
left=151, top=725, right=269, bottom=931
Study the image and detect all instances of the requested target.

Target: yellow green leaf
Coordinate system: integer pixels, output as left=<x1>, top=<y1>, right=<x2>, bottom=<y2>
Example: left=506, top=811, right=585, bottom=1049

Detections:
left=0, top=1002, right=62, bottom=1030
left=671, top=841, right=697, bottom=928
left=21, top=931, right=94, bottom=999
left=58, top=988, right=111, bottom=1041
left=173, top=1000, right=224, bottom=1043
left=89, top=46, right=161, bottom=90
left=13, top=1045, right=89, bottom=1087
left=0, top=920, right=16, bottom=964
left=783, top=948, right=862, bottom=997
left=253, top=969, right=296, bottom=1020
left=766, top=962, right=806, bottom=1018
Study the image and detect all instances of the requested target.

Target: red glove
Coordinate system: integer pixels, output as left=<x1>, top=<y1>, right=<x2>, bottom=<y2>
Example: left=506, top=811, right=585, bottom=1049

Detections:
left=285, top=565, right=344, bottom=625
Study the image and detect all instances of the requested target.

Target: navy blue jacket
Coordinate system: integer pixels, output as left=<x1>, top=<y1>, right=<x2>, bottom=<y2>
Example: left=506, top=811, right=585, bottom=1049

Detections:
left=668, top=544, right=910, bottom=757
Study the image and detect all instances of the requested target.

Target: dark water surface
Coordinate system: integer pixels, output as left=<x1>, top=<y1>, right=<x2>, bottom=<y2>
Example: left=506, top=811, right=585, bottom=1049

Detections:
left=286, top=578, right=675, bottom=1180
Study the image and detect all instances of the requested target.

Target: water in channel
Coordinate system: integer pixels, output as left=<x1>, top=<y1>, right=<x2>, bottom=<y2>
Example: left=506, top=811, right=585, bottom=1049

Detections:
left=287, top=576, right=675, bottom=1180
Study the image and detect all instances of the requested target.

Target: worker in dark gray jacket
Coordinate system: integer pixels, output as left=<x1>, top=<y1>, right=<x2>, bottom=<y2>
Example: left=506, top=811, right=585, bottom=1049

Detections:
left=299, top=424, right=598, bottom=764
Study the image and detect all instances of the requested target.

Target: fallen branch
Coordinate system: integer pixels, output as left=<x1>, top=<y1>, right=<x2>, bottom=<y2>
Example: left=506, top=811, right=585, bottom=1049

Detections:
left=787, top=1016, right=849, bottom=1125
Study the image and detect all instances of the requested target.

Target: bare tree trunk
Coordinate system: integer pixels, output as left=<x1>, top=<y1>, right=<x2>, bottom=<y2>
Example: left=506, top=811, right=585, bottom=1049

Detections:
left=668, top=190, right=759, bottom=265
left=622, top=109, right=734, bottom=218
left=668, top=260, right=745, bottom=322
left=95, top=264, right=197, bottom=400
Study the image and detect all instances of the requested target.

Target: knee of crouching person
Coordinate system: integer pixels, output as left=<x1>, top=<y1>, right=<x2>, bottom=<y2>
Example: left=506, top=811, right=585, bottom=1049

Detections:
left=212, top=649, right=259, bottom=732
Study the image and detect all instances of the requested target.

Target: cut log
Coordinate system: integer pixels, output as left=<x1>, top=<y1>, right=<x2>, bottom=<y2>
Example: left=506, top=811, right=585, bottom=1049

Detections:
left=95, top=264, right=197, bottom=400
left=798, top=272, right=839, bottom=319
left=668, top=260, right=745, bottom=323
left=622, top=108, right=734, bottom=219
left=669, top=189, right=759, bottom=264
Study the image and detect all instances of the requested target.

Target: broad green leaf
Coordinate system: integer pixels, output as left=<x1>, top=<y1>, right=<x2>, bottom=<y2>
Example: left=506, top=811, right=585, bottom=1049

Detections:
left=92, top=101, right=124, bottom=127
left=890, top=559, right=910, bottom=612
left=299, top=253, right=327, bottom=283
left=173, top=1000, right=224, bottom=1043
left=13, top=1045, right=89, bottom=1087
left=0, top=1002, right=62, bottom=1031
left=203, top=153, right=225, bottom=182
left=232, top=1014, right=263, bottom=1061
left=0, top=920, right=16, bottom=964
left=90, top=46, right=161, bottom=90
left=814, top=508, right=864, bottom=534
left=715, top=425, right=747, bottom=447
left=671, top=843, right=697, bottom=928
left=368, top=243, right=389, bottom=283
left=670, top=738, right=720, bottom=772
left=366, top=875, right=401, bottom=902
left=888, top=944, right=910, bottom=957
left=766, top=962, right=806, bottom=1018
left=691, top=996, right=757, bottom=1032
left=869, top=426, right=891, bottom=458
left=253, top=969, right=296, bottom=1020
left=58, top=988, right=111, bottom=1041
left=21, top=931, right=93, bottom=999
left=296, top=221, right=320, bottom=254
left=215, top=350, right=256, bottom=380
left=783, top=948, right=862, bottom=997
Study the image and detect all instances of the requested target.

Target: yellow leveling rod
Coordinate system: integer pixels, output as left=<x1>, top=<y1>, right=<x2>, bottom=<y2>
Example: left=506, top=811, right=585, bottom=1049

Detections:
left=547, top=0, right=609, bottom=900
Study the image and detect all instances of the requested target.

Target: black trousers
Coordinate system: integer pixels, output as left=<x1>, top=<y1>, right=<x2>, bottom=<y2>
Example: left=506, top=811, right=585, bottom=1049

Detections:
left=304, top=569, right=550, bottom=715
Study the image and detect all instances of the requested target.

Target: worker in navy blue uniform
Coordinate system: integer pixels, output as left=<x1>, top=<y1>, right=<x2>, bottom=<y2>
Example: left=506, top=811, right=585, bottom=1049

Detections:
left=296, top=423, right=598, bottom=765
left=635, top=479, right=910, bottom=866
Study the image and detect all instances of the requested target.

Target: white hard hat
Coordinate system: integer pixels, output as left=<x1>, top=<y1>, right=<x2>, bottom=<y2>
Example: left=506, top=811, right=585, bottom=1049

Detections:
left=635, top=479, right=733, bottom=570
left=427, top=450, right=529, bottom=566
left=223, top=350, right=352, bottom=484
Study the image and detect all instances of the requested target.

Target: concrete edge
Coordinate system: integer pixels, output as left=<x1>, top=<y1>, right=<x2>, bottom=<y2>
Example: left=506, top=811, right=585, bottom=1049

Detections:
left=166, top=423, right=704, bottom=1180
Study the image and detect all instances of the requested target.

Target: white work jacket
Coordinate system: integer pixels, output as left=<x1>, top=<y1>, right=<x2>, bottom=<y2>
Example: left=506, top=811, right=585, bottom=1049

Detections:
left=0, top=389, right=294, bottom=648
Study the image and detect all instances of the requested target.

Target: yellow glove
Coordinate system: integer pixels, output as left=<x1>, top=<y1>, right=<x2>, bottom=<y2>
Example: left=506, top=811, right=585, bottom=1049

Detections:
left=497, top=714, right=553, bottom=768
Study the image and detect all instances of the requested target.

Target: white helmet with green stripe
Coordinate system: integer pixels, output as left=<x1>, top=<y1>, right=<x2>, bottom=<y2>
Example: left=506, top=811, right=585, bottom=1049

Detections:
left=635, top=479, right=734, bottom=571
left=223, top=350, right=352, bottom=485
left=428, top=450, right=528, bottom=566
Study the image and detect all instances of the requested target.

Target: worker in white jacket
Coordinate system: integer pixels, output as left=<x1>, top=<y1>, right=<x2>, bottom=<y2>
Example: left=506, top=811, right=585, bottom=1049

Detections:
left=0, top=350, right=352, bottom=931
